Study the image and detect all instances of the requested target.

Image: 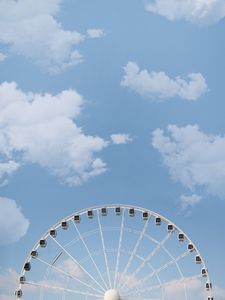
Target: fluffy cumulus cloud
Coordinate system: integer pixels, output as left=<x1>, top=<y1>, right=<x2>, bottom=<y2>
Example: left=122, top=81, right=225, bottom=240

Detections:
left=110, top=134, right=133, bottom=145
left=152, top=124, right=225, bottom=198
left=0, top=82, right=127, bottom=185
left=145, top=0, right=225, bottom=25
left=0, top=0, right=104, bottom=73
left=0, top=197, right=29, bottom=245
left=121, top=62, right=207, bottom=101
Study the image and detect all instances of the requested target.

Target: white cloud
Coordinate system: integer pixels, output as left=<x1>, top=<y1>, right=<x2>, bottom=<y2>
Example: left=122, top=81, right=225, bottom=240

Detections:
left=164, top=276, right=204, bottom=300
left=121, top=62, right=207, bottom=101
left=110, top=134, right=133, bottom=144
left=145, top=0, right=225, bottom=25
left=0, top=197, right=29, bottom=245
left=0, top=0, right=104, bottom=73
left=0, top=81, right=126, bottom=185
left=87, top=28, right=105, bottom=39
left=0, top=268, right=18, bottom=292
left=214, top=285, right=225, bottom=300
left=0, top=268, right=18, bottom=300
left=0, top=52, right=6, bottom=62
left=59, top=259, right=84, bottom=278
left=0, top=161, right=20, bottom=186
left=152, top=124, right=225, bottom=198
left=179, top=194, right=202, bottom=212
left=0, top=296, right=13, bottom=300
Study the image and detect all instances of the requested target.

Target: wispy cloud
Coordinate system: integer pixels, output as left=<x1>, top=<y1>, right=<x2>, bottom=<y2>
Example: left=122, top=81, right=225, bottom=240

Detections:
left=145, top=0, right=225, bottom=25
left=59, top=258, right=84, bottom=278
left=110, top=134, right=133, bottom=145
left=179, top=193, right=202, bottom=214
left=214, top=285, right=225, bottom=300
left=87, top=29, right=105, bottom=39
left=152, top=124, right=225, bottom=198
left=0, top=268, right=18, bottom=300
left=164, top=276, right=204, bottom=299
left=121, top=62, right=207, bottom=101
left=0, top=161, right=20, bottom=186
left=0, top=52, right=6, bottom=62
left=0, top=197, right=29, bottom=245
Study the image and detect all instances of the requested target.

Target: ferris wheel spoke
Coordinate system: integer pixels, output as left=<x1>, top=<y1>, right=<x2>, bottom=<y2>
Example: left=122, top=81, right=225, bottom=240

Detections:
left=122, top=274, right=202, bottom=297
left=113, top=208, right=125, bottom=288
left=72, top=220, right=108, bottom=290
left=122, top=250, right=190, bottom=294
left=130, top=232, right=172, bottom=280
left=34, top=256, right=103, bottom=294
left=24, top=281, right=103, bottom=297
left=120, top=232, right=172, bottom=294
left=119, top=255, right=162, bottom=295
left=123, top=297, right=161, bottom=300
left=50, top=236, right=106, bottom=292
left=97, top=209, right=112, bottom=289
left=117, top=217, right=150, bottom=290
left=161, top=245, right=188, bottom=300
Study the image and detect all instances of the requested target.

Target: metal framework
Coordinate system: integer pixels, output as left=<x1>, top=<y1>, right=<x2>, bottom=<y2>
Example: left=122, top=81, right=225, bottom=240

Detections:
left=15, top=204, right=214, bottom=300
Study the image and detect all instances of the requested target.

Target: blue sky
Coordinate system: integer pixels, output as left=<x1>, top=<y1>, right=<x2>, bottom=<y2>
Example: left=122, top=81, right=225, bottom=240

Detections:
left=0, top=0, right=225, bottom=299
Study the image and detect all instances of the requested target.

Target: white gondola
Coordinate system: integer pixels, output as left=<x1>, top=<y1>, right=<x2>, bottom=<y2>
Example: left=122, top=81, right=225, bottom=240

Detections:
left=40, top=239, right=47, bottom=247
left=195, top=255, right=202, bottom=264
left=167, top=224, right=174, bottom=232
left=142, top=211, right=149, bottom=220
left=74, top=215, right=80, bottom=223
left=202, top=268, right=207, bottom=277
left=115, top=207, right=121, bottom=215
left=50, top=229, right=57, bottom=238
left=188, top=243, right=194, bottom=252
left=101, top=207, right=107, bottom=216
left=128, top=208, right=135, bottom=216
left=61, top=221, right=68, bottom=229
left=206, top=282, right=212, bottom=290
left=155, top=217, right=161, bottom=225
left=24, top=262, right=31, bottom=271
left=178, top=233, right=185, bottom=241
left=87, top=210, right=93, bottom=218
left=15, top=290, right=22, bottom=298
left=20, top=276, right=26, bottom=284
left=31, top=250, right=38, bottom=258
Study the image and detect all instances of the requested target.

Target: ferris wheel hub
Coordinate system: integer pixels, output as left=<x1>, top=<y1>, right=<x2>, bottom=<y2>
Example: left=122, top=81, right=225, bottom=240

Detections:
left=104, top=289, right=120, bottom=300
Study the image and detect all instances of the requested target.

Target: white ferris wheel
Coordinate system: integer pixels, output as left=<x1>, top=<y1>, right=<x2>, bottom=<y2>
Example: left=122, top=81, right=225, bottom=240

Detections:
left=15, top=204, right=214, bottom=300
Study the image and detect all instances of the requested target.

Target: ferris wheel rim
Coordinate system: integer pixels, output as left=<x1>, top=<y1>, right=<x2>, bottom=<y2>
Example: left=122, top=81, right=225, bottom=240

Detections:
left=16, top=203, right=213, bottom=300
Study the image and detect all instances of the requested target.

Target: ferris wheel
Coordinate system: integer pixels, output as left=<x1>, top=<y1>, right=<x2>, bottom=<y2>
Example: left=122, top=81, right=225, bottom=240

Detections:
left=15, top=204, right=213, bottom=300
